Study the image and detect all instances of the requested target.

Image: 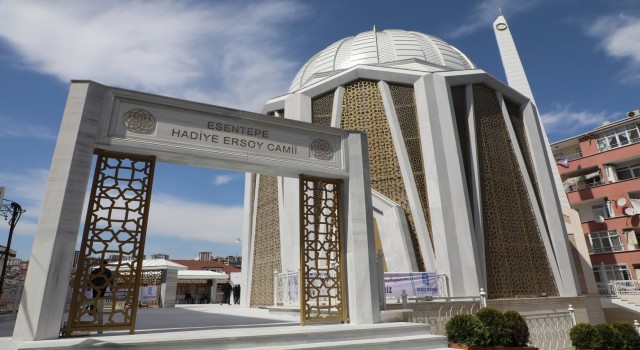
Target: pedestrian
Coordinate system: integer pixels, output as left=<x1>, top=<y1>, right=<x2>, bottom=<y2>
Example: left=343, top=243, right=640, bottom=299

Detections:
left=87, top=259, right=112, bottom=327
left=184, top=291, right=192, bottom=304
left=233, top=284, right=241, bottom=305
left=221, top=280, right=232, bottom=305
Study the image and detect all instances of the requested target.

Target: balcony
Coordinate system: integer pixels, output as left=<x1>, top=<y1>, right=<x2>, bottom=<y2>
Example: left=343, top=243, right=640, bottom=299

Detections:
left=564, top=179, right=603, bottom=193
left=597, top=279, right=640, bottom=296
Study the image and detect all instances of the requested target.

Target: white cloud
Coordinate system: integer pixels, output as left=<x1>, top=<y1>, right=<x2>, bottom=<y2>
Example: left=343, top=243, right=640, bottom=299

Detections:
left=541, top=105, right=618, bottom=137
left=448, top=0, right=544, bottom=38
left=147, top=193, right=243, bottom=244
left=0, top=0, right=306, bottom=111
left=588, top=14, right=640, bottom=83
left=0, top=115, right=57, bottom=140
left=213, top=175, right=233, bottom=186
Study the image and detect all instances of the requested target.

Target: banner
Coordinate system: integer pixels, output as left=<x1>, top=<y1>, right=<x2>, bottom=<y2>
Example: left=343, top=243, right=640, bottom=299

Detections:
left=139, top=285, right=157, bottom=302
left=384, top=272, right=438, bottom=297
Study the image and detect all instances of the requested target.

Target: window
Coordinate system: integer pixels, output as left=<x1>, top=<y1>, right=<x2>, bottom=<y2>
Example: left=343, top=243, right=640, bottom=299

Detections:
left=592, top=204, right=610, bottom=219
left=616, top=164, right=640, bottom=181
left=593, top=264, right=631, bottom=282
left=588, top=230, right=623, bottom=254
left=596, top=123, right=640, bottom=151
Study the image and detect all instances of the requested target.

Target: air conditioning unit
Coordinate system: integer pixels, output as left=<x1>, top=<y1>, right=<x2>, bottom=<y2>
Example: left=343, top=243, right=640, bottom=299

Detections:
left=627, top=109, right=640, bottom=118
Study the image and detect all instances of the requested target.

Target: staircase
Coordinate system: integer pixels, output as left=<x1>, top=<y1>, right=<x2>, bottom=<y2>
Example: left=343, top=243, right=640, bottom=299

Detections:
left=6, top=323, right=449, bottom=350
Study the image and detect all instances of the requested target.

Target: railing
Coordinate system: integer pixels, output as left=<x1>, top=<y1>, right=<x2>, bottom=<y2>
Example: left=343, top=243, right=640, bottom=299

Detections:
left=274, top=271, right=299, bottom=306
left=0, top=280, right=23, bottom=314
left=405, top=300, right=481, bottom=335
left=556, top=151, right=583, bottom=163
left=524, top=311, right=574, bottom=350
left=590, top=246, right=624, bottom=254
left=565, top=180, right=603, bottom=193
left=598, top=136, right=640, bottom=153
left=597, top=280, right=640, bottom=296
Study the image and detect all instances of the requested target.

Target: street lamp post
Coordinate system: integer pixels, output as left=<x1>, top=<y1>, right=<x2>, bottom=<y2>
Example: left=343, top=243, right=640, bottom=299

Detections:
left=0, top=199, right=25, bottom=297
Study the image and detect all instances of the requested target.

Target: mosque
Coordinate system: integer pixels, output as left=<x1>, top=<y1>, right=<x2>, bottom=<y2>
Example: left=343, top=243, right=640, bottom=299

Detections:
left=242, top=16, right=590, bottom=306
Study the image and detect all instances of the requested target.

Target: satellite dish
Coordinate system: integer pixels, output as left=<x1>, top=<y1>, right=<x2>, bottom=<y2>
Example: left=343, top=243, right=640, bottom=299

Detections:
left=617, top=198, right=628, bottom=207
left=625, top=207, right=637, bottom=216
left=595, top=216, right=605, bottom=223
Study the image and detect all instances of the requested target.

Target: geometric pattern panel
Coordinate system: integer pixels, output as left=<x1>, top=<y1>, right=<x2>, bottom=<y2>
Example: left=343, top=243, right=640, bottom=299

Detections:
left=312, top=91, right=335, bottom=127
left=300, top=175, right=347, bottom=324
left=341, top=80, right=425, bottom=271
left=250, top=174, right=281, bottom=307
left=473, top=84, right=558, bottom=299
left=451, top=85, right=474, bottom=219
left=389, top=83, right=433, bottom=247
left=63, top=151, right=155, bottom=336
left=505, top=98, right=547, bottom=230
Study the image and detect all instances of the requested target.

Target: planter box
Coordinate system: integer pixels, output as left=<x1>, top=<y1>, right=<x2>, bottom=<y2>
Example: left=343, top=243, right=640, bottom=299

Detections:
left=448, top=344, right=538, bottom=350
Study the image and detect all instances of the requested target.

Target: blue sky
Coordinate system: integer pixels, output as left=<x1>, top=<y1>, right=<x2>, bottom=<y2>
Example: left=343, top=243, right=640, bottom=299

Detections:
left=0, top=0, right=639, bottom=260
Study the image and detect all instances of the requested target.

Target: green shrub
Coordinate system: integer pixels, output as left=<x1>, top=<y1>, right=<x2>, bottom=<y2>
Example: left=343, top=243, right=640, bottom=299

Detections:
left=503, top=310, right=530, bottom=346
left=611, top=322, right=640, bottom=350
left=592, top=323, right=624, bottom=350
left=445, top=313, right=489, bottom=346
left=476, top=307, right=510, bottom=346
left=570, top=323, right=595, bottom=349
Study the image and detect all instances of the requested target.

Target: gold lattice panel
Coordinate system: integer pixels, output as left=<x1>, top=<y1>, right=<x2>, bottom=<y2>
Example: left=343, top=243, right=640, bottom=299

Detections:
left=389, top=83, right=433, bottom=247
left=299, top=176, right=347, bottom=324
left=250, top=174, right=281, bottom=307
left=64, top=151, right=155, bottom=336
left=312, top=92, right=335, bottom=126
left=340, top=80, right=425, bottom=271
left=451, top=85, right=474, bottom=218
left=505, top=99, right=547, bottom=229
left=472, top=84, right=558, bottom=299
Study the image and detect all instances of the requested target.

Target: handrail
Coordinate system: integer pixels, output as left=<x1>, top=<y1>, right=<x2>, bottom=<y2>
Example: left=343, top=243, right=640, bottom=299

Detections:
left=597, top=280, right=640, bottom=296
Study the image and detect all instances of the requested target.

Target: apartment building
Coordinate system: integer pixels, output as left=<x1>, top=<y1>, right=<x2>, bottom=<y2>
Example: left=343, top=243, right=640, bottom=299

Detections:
left=552, top=109, right=640, bottom=284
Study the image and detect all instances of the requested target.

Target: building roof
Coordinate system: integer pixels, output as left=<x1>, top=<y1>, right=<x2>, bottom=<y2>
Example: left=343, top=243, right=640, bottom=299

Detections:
left=177, top=270, right=229, bottom=280
left=170, top=259, right=241, bottom=275
left=289, top=28, right=475, bottom=92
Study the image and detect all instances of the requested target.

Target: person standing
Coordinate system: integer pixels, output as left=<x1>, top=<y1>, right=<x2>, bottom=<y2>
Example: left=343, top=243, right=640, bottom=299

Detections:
left=221, top=280, right=232, bottom=305
left=232, top=284, right=241, bottom=305
left=88, top=259, right=112, bottom=328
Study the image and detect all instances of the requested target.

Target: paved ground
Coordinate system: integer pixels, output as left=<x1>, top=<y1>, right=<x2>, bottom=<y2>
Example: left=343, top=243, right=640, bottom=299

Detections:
left=1, top=304, right=299, bottom=339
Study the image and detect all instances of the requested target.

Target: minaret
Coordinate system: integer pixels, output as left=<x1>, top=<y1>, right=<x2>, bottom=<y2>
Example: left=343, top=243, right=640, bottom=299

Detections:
left=493, top=15, right=570, bottom=208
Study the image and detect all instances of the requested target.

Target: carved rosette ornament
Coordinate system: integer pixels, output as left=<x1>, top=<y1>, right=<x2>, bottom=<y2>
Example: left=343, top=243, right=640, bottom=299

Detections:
left=123, top=109, right=156, bottom=134
left=310, top=138, right=333, bottom=160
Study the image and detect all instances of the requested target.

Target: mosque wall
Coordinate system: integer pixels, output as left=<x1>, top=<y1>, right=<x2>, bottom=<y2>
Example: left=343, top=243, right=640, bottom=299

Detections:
left=339, top=80, right=426, bottom=271
left=249, top=174, right=282, bottom=306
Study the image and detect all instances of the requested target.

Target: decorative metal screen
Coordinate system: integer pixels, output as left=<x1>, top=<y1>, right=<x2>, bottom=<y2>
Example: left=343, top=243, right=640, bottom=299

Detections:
left=250, top=174, right=281, bottom=307
left=472, top=84, right=558, bottom=299
left=63, top=150, right=155, bottom=336
left=299, top=175, right=346, bottom=324
left=341, top=80, right=425, bottom=271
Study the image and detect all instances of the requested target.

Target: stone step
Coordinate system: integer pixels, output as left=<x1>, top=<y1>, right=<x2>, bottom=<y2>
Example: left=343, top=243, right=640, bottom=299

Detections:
left=247, top=334, right=448, bottom=350
left=10, top=323, right=441, bottom=350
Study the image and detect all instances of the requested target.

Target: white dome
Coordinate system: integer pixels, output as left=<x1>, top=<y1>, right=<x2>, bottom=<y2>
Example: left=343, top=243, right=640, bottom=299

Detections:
left=289, top=28, right=475, bottom=92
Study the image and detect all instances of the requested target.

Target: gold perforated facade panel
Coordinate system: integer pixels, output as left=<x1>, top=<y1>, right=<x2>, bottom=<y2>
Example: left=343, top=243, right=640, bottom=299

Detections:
left=340, top=80, right=425, bottom=271
left=312, top=92, right=335, bottom=127
left=473, top=84, right=558, bottom=299
left=505, top=99, right=547, bottom=230
left=389, top=84, right=432, bottom=246
left=250, top=174, right=282, bottom=306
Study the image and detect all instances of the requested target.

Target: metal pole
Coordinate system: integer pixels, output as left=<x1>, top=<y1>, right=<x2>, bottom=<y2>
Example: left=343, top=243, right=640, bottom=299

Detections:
left=0, top=202, right=22, bottom=297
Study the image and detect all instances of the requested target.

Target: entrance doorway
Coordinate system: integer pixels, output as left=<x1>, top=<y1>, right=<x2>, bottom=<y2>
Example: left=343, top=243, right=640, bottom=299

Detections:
left=13, top=81, right=380, bottom=341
